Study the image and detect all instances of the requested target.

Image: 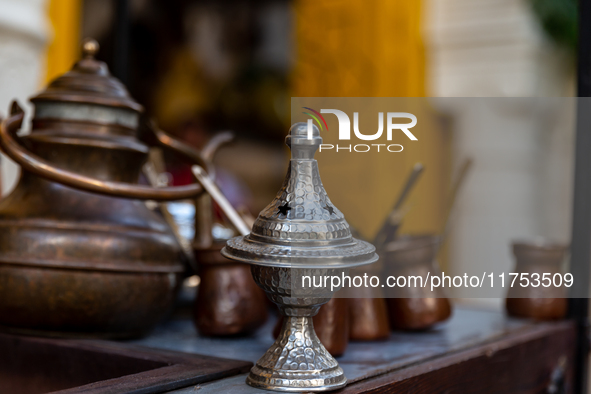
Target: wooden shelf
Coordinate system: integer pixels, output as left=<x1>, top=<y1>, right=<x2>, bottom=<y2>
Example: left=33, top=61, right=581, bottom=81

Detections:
left=128, top=307, right=575, bottom=393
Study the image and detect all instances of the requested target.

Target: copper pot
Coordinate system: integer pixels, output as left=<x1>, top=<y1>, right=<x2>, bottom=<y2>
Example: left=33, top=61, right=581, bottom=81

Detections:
left=348, top=298, right=390, bottom=341
left=505, top=240, right=568, bottom=320
left=313, top=297, right=350, bottom=357
left=347, top=265, right=390, bottom=341
left=191, top=159, right=269, bottom=336
left=382, top=235, right=452, bottom=330
left=0, top=40, right=208, bottom=338
left=193, top=242, right=268, bottom=336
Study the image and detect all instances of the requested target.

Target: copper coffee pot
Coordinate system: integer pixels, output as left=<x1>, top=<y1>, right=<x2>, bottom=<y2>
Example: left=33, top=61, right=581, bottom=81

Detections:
left=313, top=297, right=350, bottom=356
left=192, top=146, right=268, bottom=336
left=193, top=243, right=268, bottom=336
left=383, top=235, right=452, bottom=330
left=0, top=40, right=211, bottom=338
left=348, top=265, right=390, bottom=341
left=379, top=160, right=471, bottom=331
left=348, top=227, right=390, bottom=342
left=506, top=240, right=568, bottom=320
left=347, top=164, right=425, bottom=343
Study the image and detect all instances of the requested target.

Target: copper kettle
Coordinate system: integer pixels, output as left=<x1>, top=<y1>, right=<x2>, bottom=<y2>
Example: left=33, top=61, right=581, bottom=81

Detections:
left=0, top=40, right=209, bottom=338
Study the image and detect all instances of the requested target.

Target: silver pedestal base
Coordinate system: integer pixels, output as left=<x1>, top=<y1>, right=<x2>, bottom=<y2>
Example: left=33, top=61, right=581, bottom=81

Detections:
left=246, top=316, right=346, bottom=392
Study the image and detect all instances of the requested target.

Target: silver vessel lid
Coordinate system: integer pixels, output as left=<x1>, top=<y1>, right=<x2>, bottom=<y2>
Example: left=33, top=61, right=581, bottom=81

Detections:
left=222, top=122, right=377, bottom=268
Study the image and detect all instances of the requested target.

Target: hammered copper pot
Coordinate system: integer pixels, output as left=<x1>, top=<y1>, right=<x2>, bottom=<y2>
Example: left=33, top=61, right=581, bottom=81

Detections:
left=0, top=40, right=209, bottom=338
left=382, top=235, right=452, bottom=330
left=505, top=240, right=568, bottom=321
left=193, top=242, right=268, bottom=336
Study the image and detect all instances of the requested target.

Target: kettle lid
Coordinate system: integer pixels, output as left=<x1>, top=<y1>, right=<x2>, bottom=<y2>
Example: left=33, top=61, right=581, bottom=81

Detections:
left=31, top=38, right=142, bottom=112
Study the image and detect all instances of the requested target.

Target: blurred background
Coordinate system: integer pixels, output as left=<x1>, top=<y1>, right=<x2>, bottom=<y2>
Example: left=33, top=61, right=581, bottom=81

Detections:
left=0, top=0, right=578, bottom=305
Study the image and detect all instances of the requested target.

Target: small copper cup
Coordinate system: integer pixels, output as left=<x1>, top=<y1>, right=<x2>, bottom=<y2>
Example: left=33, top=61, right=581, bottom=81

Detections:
left=382, top=235, right=452, bottom=330
left=193, top=242, right=268, bottom=336
left=348, top=297, right=390, bottom=341
left=348, top=227, right=390, bottom=341
left=347, top=263, right=390, bottom=341
left=313, top=297, right=350, bottom=357
left=505, top=240, right=568, bottom=321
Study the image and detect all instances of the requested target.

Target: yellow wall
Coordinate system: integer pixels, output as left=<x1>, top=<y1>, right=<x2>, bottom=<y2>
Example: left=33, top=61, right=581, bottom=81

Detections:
left=292, top=0, right=425, bottom=97
left=292, top=0, right=450, bottom=241
left=45, top=0, right=82, bottom=84
left=43, top=0, right=450, bottom=244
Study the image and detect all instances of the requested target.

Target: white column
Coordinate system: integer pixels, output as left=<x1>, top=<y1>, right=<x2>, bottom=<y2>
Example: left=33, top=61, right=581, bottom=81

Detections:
left=425, top=0, right=575, bottom=305
left=0, top=0, right=50, bottom=194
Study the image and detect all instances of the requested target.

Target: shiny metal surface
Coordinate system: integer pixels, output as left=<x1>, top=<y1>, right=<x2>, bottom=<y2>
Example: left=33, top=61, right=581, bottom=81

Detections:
left=34, top=102, right=139, bottom=128
left=0, top=108, right=207, bottom=201
left=222, top=124, right=376, bottom=269
left=0, top=40, right=209, bottom=201
left=222, top=123, right=377, bottom=391
left=246, top=315, right=346, bottom=392
left=272, top=297, right=351, bottom=357
left=248, top=265, right=346, bottom=391
left=0, top=39, right=212, bottom=338
left=132, top=308, right=536, bottom=394
left=191, top=165, right=251, bottom=236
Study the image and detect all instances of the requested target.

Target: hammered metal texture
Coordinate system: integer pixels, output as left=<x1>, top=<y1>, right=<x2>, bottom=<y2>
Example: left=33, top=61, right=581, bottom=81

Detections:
left=254, top=160, right=348, bottom=241
left=222, top=123, right=378, bottom=391
left=246, top=316, right=346, bottom=392
left=222, top=123, right=377, bottom=268
left=251, top=265, right=343, bottom=315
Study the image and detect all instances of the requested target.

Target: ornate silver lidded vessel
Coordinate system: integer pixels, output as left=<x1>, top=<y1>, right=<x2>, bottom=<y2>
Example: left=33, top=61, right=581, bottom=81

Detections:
left=222, top=122, right=378, bottom=392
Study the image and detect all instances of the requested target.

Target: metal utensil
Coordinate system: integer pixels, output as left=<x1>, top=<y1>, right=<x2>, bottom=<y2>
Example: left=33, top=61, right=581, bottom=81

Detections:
left=374, top=162, right=424, bottom=247
left=144, top=160, right=196, bottom=271
left=191, top=165, right=251, bottom=236
left=441, top=157, right=473, bottom=237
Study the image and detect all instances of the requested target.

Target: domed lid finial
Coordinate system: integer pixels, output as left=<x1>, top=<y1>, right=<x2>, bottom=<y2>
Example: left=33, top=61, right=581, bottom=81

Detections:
left=82, top=38, right=99, bottom=58
left=221, top=123, right=378, bottom=268
left=286, top=122, right=322, bottom=160
left=30, top=37, right=142, bottom=113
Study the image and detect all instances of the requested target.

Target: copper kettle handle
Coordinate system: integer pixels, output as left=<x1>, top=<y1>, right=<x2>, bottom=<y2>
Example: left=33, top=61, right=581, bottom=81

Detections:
left=0, top=106, right=208, bottom=201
